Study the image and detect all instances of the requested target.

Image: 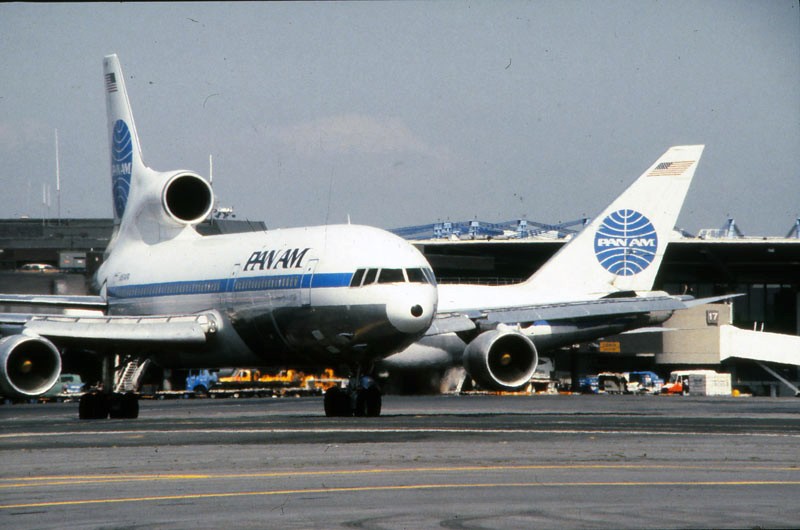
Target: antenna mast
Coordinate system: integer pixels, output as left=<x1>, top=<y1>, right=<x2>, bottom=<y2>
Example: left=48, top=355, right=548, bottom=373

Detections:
left=55, top=129, right=61, bottom=224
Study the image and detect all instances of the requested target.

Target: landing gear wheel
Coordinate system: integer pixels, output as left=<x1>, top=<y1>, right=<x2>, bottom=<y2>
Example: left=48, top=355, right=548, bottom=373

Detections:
left=324, top=387, right=351, bottom=417
left=79, top=392, right=109, bottom=420
left=354, top=386, right=382, bottom=417
left=109, top=392, right=139, bottom=419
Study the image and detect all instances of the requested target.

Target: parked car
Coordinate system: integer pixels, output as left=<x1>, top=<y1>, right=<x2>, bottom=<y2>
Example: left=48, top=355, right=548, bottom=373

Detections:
left=41, top=374, right=85, bottom=401
left=19, top=263, right=58, bottom=273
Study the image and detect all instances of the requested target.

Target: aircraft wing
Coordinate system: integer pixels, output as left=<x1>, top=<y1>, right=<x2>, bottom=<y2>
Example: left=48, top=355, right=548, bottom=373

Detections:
left=424, top=313, right=477, bottom=335
left=0, top=294, right=108, bottom=311
left=0, top=293, right=218, bottom=348
left=481, top=296, right=687, bottom=326
left=426, top=294, right=738, bottom=336
left=0, top=312, right=219, bottom=348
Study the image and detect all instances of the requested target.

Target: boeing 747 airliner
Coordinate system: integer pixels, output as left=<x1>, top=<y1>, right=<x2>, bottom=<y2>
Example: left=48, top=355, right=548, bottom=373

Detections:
left=382, top=145, right=733, bottom=392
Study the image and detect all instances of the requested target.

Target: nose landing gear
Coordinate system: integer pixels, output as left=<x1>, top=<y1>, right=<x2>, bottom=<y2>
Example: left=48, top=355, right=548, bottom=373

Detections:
left=324, top=370, right=382, bottom=417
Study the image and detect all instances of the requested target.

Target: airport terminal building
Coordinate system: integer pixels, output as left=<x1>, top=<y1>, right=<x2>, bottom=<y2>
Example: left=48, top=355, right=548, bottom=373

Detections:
left=1, top=217, right=799, bottom=396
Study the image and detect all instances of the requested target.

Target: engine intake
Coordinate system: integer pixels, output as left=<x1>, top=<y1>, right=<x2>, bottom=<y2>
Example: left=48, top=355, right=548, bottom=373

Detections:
left=162, top=172, right=214, bottom=225
left=463, top=329, right=538, bottom=391
left=0, top=334, right=62, bottom=398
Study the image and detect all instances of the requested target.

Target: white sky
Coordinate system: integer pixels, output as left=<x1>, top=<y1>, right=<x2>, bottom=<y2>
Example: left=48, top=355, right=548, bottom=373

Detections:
left=1, top=1, right=798, bottom=235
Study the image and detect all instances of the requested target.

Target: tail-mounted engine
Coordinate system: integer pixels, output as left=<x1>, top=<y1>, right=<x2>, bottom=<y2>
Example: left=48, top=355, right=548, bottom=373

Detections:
left=118, top=169, right=214, bottom=245
left=162, top=171, right=214, bottom=226
left=462, top=328, right=538, bottom=391
left=0, top=334, right=62, bottom=399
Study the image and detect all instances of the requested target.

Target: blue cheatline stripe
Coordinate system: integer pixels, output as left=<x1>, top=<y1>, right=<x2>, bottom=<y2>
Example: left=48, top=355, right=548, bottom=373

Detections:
left=309, top=272, right=353, bottom=288
left=107, top=272, right=353, bottom=300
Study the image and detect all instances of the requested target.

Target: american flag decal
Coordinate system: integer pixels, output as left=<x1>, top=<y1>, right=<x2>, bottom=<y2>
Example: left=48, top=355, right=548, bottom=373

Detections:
left=105, top=73, right=118, bottom=93
left=647, top=160, right=693, bottom=177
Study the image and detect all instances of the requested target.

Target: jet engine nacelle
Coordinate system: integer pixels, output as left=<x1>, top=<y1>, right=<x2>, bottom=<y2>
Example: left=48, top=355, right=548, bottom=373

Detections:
left=161, top=171, right=214, bottom=226
left=0, top=334, right=62, bottom=399
left=462, top=328, right=538, bottom=391
left=124, top=169, right=215, bottom=245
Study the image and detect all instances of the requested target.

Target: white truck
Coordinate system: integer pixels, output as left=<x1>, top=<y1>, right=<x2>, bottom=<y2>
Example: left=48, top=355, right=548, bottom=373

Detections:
left=663, top=370, right=731, bottom=396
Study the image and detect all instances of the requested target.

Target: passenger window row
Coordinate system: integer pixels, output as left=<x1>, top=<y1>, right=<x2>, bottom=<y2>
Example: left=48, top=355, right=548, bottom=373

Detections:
left=116, top=280, right=222, bottom=298
left=350, top=267, right=436, bottom=287
left=235, top=276, right=300, bottom=291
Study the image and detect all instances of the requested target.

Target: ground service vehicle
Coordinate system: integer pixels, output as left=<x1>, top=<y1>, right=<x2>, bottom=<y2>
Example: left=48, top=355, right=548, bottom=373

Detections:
left=598, top=372, right=630, bottom=394
left=663, top=370, right=726, bottom=395
left=185, top=369, right=218, bottom=396
left=628, top=371, right=664, bottom=394
left=211, top=368, right=344, bottom=398
left=578, top=375, right=600, bottom=394
left=663, top=370, right=702, bottom=395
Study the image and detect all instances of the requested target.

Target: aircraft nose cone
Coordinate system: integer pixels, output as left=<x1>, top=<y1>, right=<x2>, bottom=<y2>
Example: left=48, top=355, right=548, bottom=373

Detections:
left=386, top=287, right=436, bottom=335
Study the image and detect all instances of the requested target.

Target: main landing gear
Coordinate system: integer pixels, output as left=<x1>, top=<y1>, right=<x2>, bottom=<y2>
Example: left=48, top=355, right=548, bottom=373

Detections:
left=79, top=391, right=139, bottom=419
left=78, top=355, right=139, bottom=419
left=324, top=372, right=382, bottom=417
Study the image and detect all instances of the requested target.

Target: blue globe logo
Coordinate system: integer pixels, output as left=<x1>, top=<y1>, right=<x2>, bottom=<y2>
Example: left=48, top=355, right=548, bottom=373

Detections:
left=111, top=120, right=133, bottom=219
left=594, top=209, right=658, bottom=276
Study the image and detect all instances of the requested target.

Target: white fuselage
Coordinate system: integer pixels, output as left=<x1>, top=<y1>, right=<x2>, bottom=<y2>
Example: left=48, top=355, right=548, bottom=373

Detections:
left=96, top=224, right=438, bottom=369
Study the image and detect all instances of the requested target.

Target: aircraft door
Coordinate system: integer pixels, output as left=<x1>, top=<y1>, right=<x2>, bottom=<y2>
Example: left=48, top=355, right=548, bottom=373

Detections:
left=225, top=263, right=241, bottom=311
left=301, top=259, right=318, bottom=307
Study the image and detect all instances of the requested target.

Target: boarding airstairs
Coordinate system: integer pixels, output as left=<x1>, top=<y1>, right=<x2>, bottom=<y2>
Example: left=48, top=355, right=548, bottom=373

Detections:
left=114, top=357, right=151, bottom=393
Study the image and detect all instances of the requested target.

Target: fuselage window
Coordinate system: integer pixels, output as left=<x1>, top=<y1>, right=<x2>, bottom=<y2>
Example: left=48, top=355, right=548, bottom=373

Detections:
left=350, top=268, right=366, bottom=287
left=378, top=268, right=405, bottom=284
left=363, top=268, right=378, bottom=285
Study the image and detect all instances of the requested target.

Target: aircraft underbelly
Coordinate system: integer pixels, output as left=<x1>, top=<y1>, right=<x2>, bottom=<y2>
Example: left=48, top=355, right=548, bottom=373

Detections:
left=106, top=290, right=421, bottom=368
left=229, top=302, right=412, bottom=366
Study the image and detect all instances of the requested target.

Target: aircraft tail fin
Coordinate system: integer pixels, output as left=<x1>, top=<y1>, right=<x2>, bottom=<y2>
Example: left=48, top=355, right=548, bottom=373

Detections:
left=522, top=145, right=705, bottom=298
left=104, top=54, right=148, bottom=226
left=102, top=55, right=214, bottom=251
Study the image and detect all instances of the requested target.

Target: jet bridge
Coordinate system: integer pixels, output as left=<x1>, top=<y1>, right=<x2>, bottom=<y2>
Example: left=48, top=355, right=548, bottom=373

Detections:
left=720, top=325, right=800, bottom=395
left=587, top=303, right=800, bottom=396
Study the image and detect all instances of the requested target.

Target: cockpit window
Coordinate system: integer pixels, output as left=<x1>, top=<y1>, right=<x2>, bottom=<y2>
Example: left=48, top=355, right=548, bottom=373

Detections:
left=350, top=267, right=437, bottom=287
left=350, top=268, right=366, bottom=287
left=405, top=268, right=427, bottom=283
left=422, top=267, right=437, bottom=285
left=378, top=268, right=405, bottom=284
left=363, top=268, right=378, bottom=285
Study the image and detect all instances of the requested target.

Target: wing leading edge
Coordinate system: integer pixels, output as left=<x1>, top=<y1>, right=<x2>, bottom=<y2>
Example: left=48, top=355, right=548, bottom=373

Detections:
left=0, top=294, right=108, bottom=310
